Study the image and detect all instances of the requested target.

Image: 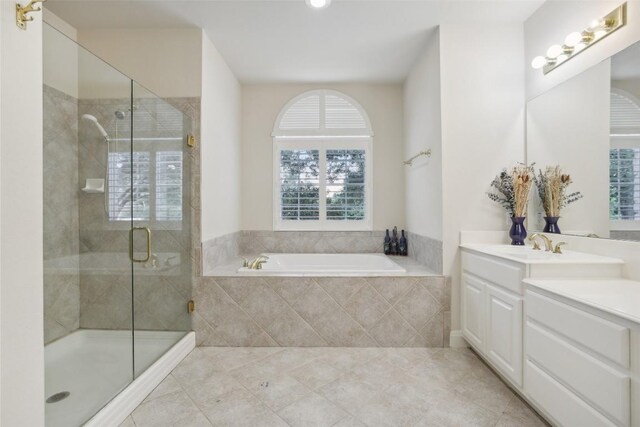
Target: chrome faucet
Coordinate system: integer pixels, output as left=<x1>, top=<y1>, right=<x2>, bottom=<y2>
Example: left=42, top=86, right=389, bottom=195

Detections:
left=243, top=255, right=269, bottom=270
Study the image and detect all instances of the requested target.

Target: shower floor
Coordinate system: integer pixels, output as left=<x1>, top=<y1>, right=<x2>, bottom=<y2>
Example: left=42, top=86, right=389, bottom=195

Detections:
left=45, top=329, right=186, bottom=427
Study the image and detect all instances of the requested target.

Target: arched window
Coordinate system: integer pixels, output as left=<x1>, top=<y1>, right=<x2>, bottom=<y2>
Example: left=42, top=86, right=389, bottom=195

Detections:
left=610, top=89, right=640, bottom=222
left=273, top=90, right=373, bottom=230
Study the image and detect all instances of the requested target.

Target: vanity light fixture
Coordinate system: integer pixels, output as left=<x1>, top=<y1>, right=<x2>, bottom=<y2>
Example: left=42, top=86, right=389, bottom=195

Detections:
left=305, top=0, right=331, bottom=9
left=531, top=2, right=627, bottom=74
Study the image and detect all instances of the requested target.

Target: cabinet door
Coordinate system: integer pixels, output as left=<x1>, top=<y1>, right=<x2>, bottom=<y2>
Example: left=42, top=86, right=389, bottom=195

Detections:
left=486, top=283, right=522, bottom=387
left=462, top=274, right=485, bottom=351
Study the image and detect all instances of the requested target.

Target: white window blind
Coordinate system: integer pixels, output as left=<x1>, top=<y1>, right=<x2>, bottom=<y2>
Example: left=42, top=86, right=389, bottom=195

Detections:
left=279, top=95, right=320, bottom=130
left=325, top=95, right=367, bottom=129
left=611, top=91, right=640, bottom=134
left=273, top=90, right=372, bottom=231
left=108, top=150, right=182, bottom=222
left=610, top=148, right=640, bottom=220
left=326, top=149, right=366, bottom=220
left=156, top=151, right=183, bottom=221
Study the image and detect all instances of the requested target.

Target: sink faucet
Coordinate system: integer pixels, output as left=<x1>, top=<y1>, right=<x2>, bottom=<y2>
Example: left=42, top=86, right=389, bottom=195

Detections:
left=243, top=255, right=269, bottom=270
left=553, top=242, right=567, bottom=254
left=528, top=233, right=553, bottom=252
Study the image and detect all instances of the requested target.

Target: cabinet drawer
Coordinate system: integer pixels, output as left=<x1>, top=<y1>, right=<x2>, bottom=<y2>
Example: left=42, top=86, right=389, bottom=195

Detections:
left=526, top=291, right=629, bottom=368
left=525, top=360, right=617, bottom=427
left=526, top=321, right=630, bottom=426
left=462, top=251, right=525, bottom=294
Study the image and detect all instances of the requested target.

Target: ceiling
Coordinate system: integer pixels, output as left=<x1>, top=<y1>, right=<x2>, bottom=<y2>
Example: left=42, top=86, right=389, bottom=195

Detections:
left=46, top=0, right=544, bottom=83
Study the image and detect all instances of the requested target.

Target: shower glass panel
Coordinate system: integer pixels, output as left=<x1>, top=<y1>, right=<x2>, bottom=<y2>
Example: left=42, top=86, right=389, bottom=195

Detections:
left=130, top=82, right=192, bottom=375
left=43, top=22, right=191, bottom=427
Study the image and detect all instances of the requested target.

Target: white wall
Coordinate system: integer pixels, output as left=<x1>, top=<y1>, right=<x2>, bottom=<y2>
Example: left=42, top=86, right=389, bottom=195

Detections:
left=527, top=60, right=611, bottom=237
left=1, top=2, right=45, bottom=425
left=440, top=24, right=526, bottom=332
left=77, top=28, right=202, bottom=98
left=404, top=29, right=442, bottom=240
left=201, top=31, right=242, bottom=241
left=525, top=0, right=640, bottom=101
left=241, top=83, right=405, bottom=231
left=43, top=10, right=78, bottom=98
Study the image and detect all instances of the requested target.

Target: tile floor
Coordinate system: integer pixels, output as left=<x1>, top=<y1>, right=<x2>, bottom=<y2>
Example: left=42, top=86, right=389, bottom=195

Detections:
left=121, top=347, right=549, bottom=427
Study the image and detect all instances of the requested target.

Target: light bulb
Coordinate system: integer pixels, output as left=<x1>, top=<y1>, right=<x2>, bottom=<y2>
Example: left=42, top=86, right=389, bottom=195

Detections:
left=564, top=32, right=583, bottom=47
left=531, top=56, right=547, bottom=69
left=588, top=18, right=603, bottom=31
left=546, top=44, right=563, bottom=59
left=306, top=0, right=331, bottom=9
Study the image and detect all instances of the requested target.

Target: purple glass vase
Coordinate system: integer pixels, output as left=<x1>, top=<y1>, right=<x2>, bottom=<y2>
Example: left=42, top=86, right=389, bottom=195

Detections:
left=543, top=216, right=561, bottom=234
left=509, top=216, right=527, bottom=246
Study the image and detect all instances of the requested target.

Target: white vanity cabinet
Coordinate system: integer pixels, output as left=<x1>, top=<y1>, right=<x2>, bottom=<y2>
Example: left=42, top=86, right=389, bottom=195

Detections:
left=524, top=287, right=632, bottom=427
left=461, top=250, right=525, bottom=388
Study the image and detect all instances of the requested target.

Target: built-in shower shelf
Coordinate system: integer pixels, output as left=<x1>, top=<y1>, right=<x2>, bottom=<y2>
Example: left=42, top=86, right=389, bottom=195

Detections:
left=81, top=178, right=105, bottom=193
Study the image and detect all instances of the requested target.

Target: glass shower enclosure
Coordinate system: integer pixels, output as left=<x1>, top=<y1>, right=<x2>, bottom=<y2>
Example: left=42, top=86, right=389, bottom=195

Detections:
left=43, top=23, right=192, bottom=426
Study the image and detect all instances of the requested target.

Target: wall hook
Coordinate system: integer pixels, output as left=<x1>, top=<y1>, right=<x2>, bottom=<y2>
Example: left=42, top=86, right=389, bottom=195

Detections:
left=16, top=0, right=46, bottom=30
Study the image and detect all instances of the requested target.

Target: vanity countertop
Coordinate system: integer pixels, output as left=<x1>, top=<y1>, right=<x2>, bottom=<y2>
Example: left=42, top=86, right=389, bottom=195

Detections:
left=524, top=278, right=640, bottom=325
left=460, top=243, right=624, bottom=266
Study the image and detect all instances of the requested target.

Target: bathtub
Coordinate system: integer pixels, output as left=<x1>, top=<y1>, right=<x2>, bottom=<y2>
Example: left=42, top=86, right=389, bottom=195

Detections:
left=238, top=253, right=406, bottom=275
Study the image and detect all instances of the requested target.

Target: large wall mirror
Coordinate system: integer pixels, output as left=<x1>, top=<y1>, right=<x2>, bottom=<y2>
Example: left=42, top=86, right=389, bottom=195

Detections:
left=527, top=40, right=640, bottom=242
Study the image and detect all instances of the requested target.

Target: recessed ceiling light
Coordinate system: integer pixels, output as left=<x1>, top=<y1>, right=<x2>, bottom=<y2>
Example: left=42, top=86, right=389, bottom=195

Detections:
left=306, top=0, right=331, bottom=10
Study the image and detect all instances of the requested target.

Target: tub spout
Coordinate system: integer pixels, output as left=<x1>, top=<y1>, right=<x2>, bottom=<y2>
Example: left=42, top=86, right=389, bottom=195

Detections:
left=247, top=255, right=269, bottom=270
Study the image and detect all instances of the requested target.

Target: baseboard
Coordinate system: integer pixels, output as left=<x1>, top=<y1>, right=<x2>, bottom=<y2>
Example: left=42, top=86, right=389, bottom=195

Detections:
left=84, top=331, right=195, bottom=427
left=449, top=330, right=469, bottom=348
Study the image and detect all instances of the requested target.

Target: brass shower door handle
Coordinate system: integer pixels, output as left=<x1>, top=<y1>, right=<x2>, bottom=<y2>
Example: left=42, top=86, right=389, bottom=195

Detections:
left=129, top=226, right=151, bottom=263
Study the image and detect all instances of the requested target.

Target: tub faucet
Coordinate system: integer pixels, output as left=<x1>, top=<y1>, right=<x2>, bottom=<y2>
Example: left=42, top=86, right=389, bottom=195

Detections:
left=244, top=255, right=269, bottom=270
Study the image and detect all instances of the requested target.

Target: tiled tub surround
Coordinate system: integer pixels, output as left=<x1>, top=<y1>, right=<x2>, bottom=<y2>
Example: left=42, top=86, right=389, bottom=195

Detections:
left=44, top=85, right=81, bottom=344
left=407, top=231, right=443, bottom=274
left=203, top=230, right=443, bottom=274
left=193, top=276, right=450, bottom=347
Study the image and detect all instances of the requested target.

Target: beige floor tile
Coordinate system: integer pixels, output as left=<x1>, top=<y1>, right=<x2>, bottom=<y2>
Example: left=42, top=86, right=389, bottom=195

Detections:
left=118, top=416, right=136, bottom=427
left=277, top=392, right=349, bottom=427
left=200, top=388, right=287, bottom=427
left=143, top=374, right=183, bottom=404
left=246, top=374, right=311, bottom=411
left=289, top=359, right=344, bottom=390
left=496, top=396, right=550, bottom=427
left=131, top=390, right=211, bottom=427
left=124, top=347, right=551, bottom=427
left=200, top=346, right=282, bottom=370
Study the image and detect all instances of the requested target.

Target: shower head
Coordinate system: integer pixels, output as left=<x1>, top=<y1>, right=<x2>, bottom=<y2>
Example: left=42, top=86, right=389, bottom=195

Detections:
left=81, top=114, right=109, bottom=141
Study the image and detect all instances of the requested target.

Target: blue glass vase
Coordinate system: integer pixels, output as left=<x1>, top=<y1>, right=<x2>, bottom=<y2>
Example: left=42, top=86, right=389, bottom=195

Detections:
left=543, top=216, right=561, bottom=234
left=509, top=216, right=527, bottom=246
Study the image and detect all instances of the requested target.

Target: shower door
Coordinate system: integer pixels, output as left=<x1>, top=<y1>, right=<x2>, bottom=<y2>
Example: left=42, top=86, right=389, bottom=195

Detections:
left=44, top=22, right=191, bottom=427
left=130, top=82, right=192, bottom=376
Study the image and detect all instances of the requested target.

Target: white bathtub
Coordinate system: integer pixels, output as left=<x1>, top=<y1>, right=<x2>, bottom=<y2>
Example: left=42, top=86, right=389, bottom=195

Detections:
left=238, top=253, right=406, bottom=275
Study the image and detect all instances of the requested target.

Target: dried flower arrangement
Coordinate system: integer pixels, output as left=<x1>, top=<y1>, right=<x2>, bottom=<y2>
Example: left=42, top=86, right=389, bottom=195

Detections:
left=533, top=166, right=583, bottom=217
left=487, top=164, right=535, bottom=218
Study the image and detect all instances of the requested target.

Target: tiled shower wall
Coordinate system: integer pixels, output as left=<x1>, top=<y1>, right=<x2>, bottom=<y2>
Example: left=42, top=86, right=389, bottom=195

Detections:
left=193, top=276, right=451, bottom=347
left=43, top=85, right=81, bottom=344
left=76, top=97, right=198, bottom=332
left=43, top=90, right=200, bottom=342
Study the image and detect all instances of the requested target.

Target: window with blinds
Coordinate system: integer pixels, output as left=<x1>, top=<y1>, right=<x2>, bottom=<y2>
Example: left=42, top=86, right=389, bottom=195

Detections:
left=273, top=90, right=372, bottom=230
left=610, top=89, right=640, bottom=223
left=108, top=150, right=182, bottom=222
left=610, top=148, right=640, bottom=220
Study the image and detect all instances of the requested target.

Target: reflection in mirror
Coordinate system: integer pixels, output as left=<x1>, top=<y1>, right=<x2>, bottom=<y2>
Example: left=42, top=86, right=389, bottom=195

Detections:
left=526, top=40, right=640, bottom=242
